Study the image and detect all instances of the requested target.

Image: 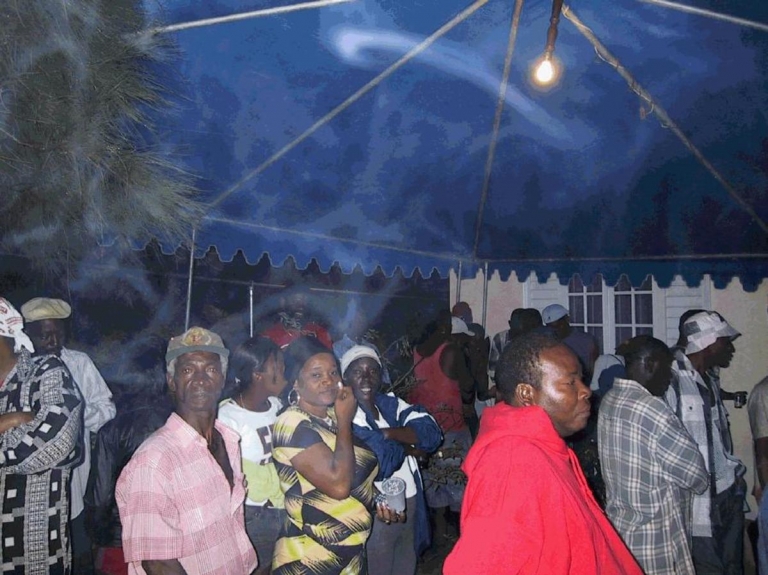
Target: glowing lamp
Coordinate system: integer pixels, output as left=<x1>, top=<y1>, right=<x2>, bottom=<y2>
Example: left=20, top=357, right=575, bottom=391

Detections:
left=532, top=0, right=564, bottom=87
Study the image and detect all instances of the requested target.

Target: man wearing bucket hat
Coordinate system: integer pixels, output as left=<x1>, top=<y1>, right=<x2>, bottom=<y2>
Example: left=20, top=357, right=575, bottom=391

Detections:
left=116, top=327, right=256, bottom=575
left=21, top=296, right=116, bottom=575
left=665, top=311, right=746, bottom=575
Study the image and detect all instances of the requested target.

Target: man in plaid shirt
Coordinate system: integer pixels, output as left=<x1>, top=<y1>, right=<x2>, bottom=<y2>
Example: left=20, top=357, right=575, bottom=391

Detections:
left=599, top=335, right=708, bottom=574
left=117, top=327, right=257, bottom=575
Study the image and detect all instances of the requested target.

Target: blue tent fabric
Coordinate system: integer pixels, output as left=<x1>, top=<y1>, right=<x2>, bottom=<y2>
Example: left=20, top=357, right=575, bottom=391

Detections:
left=142, top=0, right=768, bottom=289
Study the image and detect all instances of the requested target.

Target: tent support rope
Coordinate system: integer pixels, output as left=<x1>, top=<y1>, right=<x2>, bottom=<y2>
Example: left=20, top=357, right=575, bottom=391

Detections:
left=473, top=0, right=525, bottom=258
left=184, top=227, right=196, bottom=330
left=563, top=5, right=768, bottom=236
left=208, top=0, right=490, bottom=210
left=146, top=0, right=356, bottom=35
left=636, top=0, right=768, bottom=33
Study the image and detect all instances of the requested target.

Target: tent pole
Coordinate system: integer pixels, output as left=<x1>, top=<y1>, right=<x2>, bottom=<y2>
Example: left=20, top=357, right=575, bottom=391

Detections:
left=473, top=0, right=525, bottom=258
left=482, top=263, right=489, bottom=331
left=249, top=282, right=255, bottom=337
left=184, top=228, right=196, bottom=331
left=563, top=5, right=768, bottom=236
left=456, top=261, right=463, bottom=304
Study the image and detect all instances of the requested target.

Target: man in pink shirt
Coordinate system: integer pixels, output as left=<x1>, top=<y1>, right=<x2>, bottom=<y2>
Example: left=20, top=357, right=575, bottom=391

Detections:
left=116, top=327, right=257, bottom=575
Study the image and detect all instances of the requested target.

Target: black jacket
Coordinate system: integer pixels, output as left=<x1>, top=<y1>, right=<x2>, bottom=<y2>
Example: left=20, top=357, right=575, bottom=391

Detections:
left=84, top=394, right=173, bottom=547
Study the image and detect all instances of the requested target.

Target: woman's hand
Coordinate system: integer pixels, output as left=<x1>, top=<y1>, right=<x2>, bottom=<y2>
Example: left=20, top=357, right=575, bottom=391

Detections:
left=375, top=502, right=406, bottom=525
left=334, top=384, right=357, bottom=425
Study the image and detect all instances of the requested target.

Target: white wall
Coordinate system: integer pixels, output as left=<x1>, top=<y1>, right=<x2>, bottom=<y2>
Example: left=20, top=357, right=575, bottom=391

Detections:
left=450, top=268, right=525, bottom=339
left=712, top=278, right=768, bottom=519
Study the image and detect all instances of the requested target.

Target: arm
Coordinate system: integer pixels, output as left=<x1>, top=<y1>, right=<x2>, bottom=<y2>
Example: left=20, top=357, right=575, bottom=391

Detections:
left=444, top=442, right=567, bottom=575
left=487, top=334, right=502, bottom=386
left=72, top=354, right=116, bottom=433
left=352, top=423, right=406, bottom=480
left=116, top=453, right=185, bottom=569
left=287, top=386, right=358, bottom=500
left=1, top=360, right=82, bottom=474
left=656, top=408, right=709, bottom=494
left=290, top=425, right=355, bottom=499
left=440, top=344, right=474, bottom=405
left=85, top=419, right=119, bottom=544
left=142, top=560, right=187, bottom=575
left=754, top=437, right=768, bottom=499
left=395, top=399, right=443, bottom=453
left=382, top=426, right=418, bottom=445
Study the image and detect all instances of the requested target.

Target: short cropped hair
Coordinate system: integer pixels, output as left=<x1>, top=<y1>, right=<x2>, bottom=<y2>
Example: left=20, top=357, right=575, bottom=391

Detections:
left=496, top=332, right=562, bottom=399
left=617, top=335, right=671, bottom=370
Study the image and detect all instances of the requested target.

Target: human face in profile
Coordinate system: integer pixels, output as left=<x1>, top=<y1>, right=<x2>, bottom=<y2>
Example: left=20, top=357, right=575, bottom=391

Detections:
left=257, top=351, right=288, bottom=398
left=531, top=345, right=592, bottom=438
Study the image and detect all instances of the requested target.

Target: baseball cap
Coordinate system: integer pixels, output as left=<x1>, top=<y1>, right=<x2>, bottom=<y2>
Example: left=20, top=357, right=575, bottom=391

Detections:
left=451, top=316, right=475, bottom=336
left=542, top=304, right=568, bottom=324
left=166, top=326, right=229, bottom=364
left=683, top=312, right=740, bottom=354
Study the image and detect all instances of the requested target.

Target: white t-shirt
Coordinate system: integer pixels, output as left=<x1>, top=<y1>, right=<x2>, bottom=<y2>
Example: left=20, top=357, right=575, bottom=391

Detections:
left=218, top=396, right=283, bottom=506
left=353, top=401, right=419, bottom=498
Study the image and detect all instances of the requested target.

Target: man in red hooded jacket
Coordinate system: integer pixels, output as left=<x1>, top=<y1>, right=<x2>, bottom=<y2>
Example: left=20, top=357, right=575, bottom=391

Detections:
left=443, top=333, right=642, bottom=574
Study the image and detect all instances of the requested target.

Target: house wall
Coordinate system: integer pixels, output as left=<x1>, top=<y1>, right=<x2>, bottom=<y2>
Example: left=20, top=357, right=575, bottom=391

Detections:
left=451, top=271, right=768, bottom=518
left=712, top=278, right=768, bottom=518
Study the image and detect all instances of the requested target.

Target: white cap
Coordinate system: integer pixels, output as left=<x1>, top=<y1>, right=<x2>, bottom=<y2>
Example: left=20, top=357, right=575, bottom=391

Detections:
left=542, top=304, right=568, bottom=324
left=340, top=345, right=381, bottom=377
left=451, top=316, right=475, bottom=336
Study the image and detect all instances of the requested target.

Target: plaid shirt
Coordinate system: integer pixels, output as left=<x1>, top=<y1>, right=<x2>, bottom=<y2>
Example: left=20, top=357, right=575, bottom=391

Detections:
left=599, top=378, right=708, bottom=574
left=487, top=329, right=513, bottom=385
left=116, top=413, right=257, bottom=575
left=664, top=350, right=745, bottom=538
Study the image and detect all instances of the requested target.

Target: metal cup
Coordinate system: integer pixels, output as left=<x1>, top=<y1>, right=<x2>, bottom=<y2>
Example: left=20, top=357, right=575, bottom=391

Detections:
left=733, top=391, right=747, bottom=409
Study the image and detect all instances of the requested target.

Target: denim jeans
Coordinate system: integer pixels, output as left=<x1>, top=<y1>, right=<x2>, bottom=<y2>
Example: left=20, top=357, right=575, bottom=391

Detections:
left=245, top=505, right=286, bottom=573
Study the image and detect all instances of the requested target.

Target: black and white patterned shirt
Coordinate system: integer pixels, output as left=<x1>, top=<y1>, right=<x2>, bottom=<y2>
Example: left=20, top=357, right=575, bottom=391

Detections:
left=0, top=350, right=83, bottom=575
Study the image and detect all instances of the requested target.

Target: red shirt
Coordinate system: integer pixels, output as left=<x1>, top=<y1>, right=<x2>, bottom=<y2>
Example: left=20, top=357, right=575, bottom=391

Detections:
left=444, top=404, right=643, bottom=575
left=116, top=414, right=257, bottom=575
left=262, top=321, right=332, bottom=349
left=409, top=343, right=465, bottom=433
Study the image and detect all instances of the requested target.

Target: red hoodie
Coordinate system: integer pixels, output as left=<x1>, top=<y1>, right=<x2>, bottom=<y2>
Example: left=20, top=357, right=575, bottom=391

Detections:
left=443, top=404, right=642, bottom=575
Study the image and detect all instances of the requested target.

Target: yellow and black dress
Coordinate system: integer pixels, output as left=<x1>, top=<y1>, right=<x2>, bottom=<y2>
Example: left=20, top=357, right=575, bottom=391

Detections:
left=272, top=406, right=379, bottom=575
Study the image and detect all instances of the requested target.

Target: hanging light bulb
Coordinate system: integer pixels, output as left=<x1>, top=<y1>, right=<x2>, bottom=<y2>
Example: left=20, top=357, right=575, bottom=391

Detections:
left=531, top=0, right=564, bottom=87
left=534, top=57, right=555, bottom=84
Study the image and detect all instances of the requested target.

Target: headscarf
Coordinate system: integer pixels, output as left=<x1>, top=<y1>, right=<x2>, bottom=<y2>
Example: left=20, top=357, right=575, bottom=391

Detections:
left=0, top=298, right=35, bottom=354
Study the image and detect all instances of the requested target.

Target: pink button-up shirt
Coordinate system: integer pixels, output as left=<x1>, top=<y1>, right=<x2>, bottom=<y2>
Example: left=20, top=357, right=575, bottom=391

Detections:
left=116, top=413, right=257, bottom=575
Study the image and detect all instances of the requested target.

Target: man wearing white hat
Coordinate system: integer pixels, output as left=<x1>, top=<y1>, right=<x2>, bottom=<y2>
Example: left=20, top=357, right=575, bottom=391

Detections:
left=665, top=310, right=745, bottom=575
left=542, top=303, right=599, bottom=380
left=21, top=297, right=116, bottom=575
left=0, top=297, right=83, bottom=574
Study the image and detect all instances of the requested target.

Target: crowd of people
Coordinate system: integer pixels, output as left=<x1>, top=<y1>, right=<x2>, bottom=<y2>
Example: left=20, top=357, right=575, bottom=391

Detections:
left=0, top=287, right=765, bottom=575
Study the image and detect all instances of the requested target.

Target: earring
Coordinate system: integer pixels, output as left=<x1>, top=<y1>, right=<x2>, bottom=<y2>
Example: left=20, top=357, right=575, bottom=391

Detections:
left=288, top=388, right=300, bottom=406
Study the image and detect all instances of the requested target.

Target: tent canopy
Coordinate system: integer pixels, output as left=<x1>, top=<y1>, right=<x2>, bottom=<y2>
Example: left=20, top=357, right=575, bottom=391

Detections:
left=142, top=0, right=768, bottom=289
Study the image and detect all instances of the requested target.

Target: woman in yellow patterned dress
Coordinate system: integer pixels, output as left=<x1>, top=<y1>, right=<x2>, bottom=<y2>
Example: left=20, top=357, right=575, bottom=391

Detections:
left=272, top=337, right=401, bottom=575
